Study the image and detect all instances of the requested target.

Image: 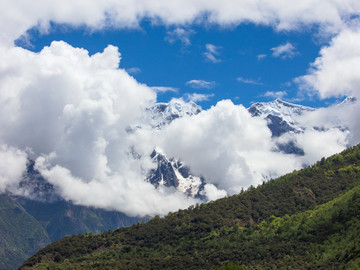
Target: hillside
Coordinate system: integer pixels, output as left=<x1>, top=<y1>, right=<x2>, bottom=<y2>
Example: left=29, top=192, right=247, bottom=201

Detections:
left=0, top=159, right=146, bottom=270
left=0, top=196, right=145, bottom=270
left=17, top=198, right=146, bottom=242
left=0, top=196, right=50, bottom=270
left=21, top=144, right=360, bottom=269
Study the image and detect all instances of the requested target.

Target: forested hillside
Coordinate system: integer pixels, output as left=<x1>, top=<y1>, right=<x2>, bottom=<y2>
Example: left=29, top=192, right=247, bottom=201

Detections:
left=21, top=145, right=360, bottom=269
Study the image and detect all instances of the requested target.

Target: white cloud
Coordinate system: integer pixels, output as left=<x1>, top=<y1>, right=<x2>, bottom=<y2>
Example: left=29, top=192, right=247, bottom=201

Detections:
left=200, top=183, right=227, bottom=201
left=184, top=93, right=214, bottom=102
left=0, top=39, right=354, bottom=216
left=271, top=42, right=298, bottom=59
left=294, top=99, right=360, bottom=146
left=165, top=28, right=195, bottom=46
left=151, top=86, right=179, bottom=93
left=295, top=128, right=349, bottom=163
left=186, top=79, right=216, bottom=89
left=35, top=155, right=198, bottom=217
left=1, top=0, right=360, bottom=47
left=204, top=44, right=222, bottom=63
left=0, top=41, right=202, bottom=217
left=296, top=28, right=360, bottom=99
left=157, top=100, right=304, bottom=195
left=263, top=91, right=287, bottom=99
left=237, top=77, right=263, bottom=85
left=257, top=54, right=267, bottom=60
left=126, top=67, right=141, bottom=75
left=294, top=27, right=360, bottom=148
left=0, top=145, right=28, bottom=193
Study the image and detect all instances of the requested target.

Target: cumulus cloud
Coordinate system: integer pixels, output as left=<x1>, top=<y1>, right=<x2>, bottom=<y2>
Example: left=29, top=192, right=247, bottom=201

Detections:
left=186, top=79, right=216, bottom=89
left=294, top=27, right=360, bottom=148
left=271, top=42, right=298, bottom=59
left=0, top=41, right=201, bottom=216
left=0, top=145, right=28, bottom=193
left=204, top=44, right=222, bottom=63
left=200, top=184, right=227, bottom=201
left=157, top=100, right=304, bottom=195
left=294, top=99, right=360, bottom=146
left=295, top=128, right=349, bottom=163
left=34, top=155, right=198, bottom=217
left=296, top=28, right=360, bottom=99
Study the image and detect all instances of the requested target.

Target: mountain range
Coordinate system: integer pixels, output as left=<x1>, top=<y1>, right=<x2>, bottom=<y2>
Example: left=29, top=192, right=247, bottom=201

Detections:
left=144, top=98, right=352, bottom=197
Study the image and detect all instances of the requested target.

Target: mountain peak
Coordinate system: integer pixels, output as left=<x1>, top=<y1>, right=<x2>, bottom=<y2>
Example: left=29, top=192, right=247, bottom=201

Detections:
left=340, top=96, right=357, bottom=105
left=143, top=99, right=202, bottom=130
left=249, top=99, right=314, bottom=117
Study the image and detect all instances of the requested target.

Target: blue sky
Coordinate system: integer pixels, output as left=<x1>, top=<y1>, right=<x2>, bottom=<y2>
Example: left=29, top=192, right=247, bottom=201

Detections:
left=17, top=21, right=334, bottom=109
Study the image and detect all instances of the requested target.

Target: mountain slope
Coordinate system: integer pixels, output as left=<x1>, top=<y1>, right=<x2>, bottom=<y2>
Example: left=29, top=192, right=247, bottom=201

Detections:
left=0, top=195, right=50, bottom=270
left=18, top=198, right=146, bottom=242
left=0, top=161, right=145, bottom=270
left=21, top=144, right=360, bottom=269
left=248, top=98, right=315, bottom=137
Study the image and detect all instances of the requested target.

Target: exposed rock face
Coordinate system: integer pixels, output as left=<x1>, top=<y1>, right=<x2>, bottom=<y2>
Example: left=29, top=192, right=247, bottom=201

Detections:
left=146, top=150, right=204, bottom=198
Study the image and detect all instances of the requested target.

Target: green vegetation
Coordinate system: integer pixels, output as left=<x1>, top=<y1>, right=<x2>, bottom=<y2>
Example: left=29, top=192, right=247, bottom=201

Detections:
left=0, top=196, right=50, bottom=270
left=21, top=145, right=360, bottom=269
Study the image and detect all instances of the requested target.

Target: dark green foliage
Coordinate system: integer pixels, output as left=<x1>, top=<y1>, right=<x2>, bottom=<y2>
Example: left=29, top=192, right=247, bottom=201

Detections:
left=20, top=145, right=360, bottom=269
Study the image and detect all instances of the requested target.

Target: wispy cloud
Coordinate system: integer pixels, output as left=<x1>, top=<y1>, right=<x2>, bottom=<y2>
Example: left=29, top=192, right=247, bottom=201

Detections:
left=237, top=77, right=263, bottom=85
left=151, top=86, right=179, bottom=93
left=126, top=67, right=141, bottom=75
left=165, top=28, right=195, bottom=46
left=257, top=54, right=267, bottom=61
left=204, top=44, right=222, bottom=63
left=271, top=42, right=298, bottom=59
left=185, top=93, right=214, bottom=102
left=186, top=79, right=216, bottom=89
left=262, top=90, right=288, bottom=99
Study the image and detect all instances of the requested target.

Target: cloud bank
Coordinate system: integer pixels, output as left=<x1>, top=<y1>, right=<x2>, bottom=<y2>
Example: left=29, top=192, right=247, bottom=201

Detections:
left=1, top=0, right=360, bottom=46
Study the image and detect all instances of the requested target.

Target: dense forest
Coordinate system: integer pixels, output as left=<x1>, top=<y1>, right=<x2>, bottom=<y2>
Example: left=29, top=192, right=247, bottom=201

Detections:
left=21, top=145, right=360, bottom=269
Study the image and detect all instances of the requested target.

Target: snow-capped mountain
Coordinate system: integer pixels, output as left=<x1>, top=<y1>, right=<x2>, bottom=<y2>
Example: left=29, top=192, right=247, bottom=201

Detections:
left=248, top=99, right=315, bottom=137
left=146, top=149, right=204, bottom=198
left=143, top=99, right=202, bottom=130
left=135, top=99, right=206, bottom=198
left=143, top=98, right=320, bottom=197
